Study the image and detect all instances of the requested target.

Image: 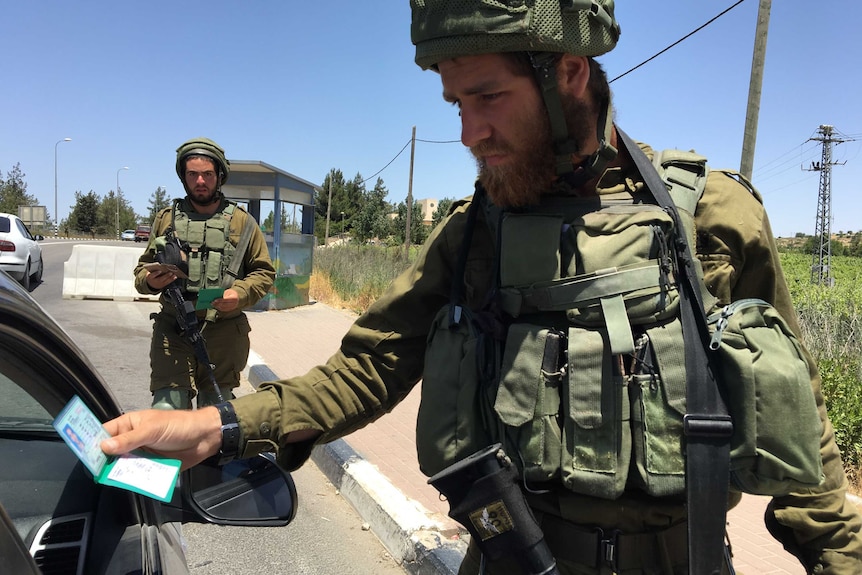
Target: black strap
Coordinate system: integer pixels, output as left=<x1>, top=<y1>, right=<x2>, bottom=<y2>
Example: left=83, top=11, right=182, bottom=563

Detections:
left=618, top=129, right=733, bottom=575
left=447, top=184, right=486, bottom=326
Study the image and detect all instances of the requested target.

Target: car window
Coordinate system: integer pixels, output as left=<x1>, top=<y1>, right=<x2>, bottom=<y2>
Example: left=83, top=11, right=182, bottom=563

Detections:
left=0, top=216, right=9, bottom=234
left=0, top=362, right=55, bottom=431
left=15, top=219, right=33, bottom=240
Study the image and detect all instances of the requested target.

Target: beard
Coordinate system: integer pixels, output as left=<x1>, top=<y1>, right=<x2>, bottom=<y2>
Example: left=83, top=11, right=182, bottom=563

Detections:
left=472, top=93, right=593, bottom=208
left=188, top=186, right=219, bottom=206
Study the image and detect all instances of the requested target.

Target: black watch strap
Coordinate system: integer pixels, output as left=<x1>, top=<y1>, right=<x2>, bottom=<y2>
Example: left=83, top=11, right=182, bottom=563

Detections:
left=215, top=402, right=240, bottom=466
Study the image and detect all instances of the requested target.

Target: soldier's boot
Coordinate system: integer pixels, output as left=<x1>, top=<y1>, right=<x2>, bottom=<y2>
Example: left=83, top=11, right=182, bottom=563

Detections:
left=196, top=387, right=235, bottom=408
left=152, top=389, right=192, bottom=410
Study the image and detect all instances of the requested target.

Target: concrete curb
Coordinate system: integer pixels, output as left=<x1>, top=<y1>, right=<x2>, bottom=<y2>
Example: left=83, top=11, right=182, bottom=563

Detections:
left=243, top=351, right=467, bottom=575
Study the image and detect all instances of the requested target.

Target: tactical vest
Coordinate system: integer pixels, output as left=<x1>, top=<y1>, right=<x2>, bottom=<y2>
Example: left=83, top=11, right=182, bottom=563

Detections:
left=417, top=149, right=822, bottom=501
left=169, top=200, right=239, bottom=294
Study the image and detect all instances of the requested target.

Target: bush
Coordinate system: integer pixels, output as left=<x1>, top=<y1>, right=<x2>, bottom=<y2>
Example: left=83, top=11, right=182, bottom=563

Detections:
left=311, top=244, right=417, bottom=314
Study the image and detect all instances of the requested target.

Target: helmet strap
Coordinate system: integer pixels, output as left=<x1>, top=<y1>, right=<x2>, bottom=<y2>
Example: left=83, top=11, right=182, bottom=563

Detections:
left=528, top=52, right=617, bottom=186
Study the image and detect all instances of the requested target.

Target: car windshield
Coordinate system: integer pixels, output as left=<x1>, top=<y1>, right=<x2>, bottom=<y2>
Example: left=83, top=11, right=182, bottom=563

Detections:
left=0, top=216, right=9, bottom=233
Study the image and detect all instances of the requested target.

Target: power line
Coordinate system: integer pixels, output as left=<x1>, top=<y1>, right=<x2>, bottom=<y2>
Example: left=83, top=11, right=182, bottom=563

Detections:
left=359, top=136, right=460, bottom=184
left=360, top=139, right=412, bottom=184
left=609, top=0, right=747, bottom=84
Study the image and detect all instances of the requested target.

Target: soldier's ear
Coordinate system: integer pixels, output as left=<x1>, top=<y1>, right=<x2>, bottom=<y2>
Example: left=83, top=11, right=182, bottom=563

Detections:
left=557, top=54, right=590, bottom=99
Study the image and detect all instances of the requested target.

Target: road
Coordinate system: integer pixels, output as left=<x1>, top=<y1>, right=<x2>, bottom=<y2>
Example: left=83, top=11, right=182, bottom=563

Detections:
left=29, top=239, right=409, bottom=575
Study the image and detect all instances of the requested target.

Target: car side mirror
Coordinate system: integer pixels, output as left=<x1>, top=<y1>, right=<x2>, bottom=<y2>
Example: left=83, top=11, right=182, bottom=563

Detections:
left=34, top=235, right=44, bottom=241
left=183, top=453, right=297, bottom=527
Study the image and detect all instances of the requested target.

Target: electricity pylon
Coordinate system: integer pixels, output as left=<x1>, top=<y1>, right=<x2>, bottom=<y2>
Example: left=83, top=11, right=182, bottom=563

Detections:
left=808, top=125, right=848, bottom=286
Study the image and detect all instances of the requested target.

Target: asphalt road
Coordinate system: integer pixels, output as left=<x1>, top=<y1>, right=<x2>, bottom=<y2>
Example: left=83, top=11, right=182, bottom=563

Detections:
left=29, top=238, right=408, bottom=575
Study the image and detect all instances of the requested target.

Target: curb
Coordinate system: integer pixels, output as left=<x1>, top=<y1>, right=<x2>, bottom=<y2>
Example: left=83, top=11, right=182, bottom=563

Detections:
left=244, top=351, right=467, bottom=575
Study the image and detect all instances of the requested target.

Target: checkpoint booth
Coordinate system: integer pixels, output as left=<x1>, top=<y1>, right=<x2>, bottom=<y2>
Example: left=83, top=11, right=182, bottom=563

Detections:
left=222, top=160, right=319, bottom=310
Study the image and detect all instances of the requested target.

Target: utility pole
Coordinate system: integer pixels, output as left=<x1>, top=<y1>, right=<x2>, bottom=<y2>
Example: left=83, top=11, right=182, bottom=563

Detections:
left=324, top=169, right=333, bottom=246
left=404, top=126, right=416, bottom=260
left=808, top=125, right=848, bottom=286
left=739, top=0, right=771, bottom=180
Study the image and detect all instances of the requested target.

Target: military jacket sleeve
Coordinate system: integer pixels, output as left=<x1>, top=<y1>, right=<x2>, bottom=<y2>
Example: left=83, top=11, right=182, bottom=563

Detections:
left=695, top=170, right=862, bottom=573
left=133, top=207, right=171, bottom=295
left=230, top=199, right=491, bottom=470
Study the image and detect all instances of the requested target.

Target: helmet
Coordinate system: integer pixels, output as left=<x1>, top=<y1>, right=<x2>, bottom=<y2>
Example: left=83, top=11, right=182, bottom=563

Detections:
left=411, top=0, right=621, bottom=70
left=175, top=137, right=230, bottom=186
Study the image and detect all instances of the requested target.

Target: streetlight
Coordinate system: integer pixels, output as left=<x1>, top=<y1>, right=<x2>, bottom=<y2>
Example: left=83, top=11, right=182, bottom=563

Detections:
left=116, top=166, right=129, bottom=239
left=54, top=138, right=71, bottom=235
left=340, top=211, right=345, bottom=239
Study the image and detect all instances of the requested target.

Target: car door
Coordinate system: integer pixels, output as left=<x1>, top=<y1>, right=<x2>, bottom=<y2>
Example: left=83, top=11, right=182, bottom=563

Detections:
left=0, top=274, right=169, bottom=574
left=14, top=218, right=39, bottom=267
left=0, top=273, right=296, bottom=574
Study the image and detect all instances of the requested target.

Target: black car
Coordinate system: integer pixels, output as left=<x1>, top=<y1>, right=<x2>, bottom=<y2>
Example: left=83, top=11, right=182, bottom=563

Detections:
left=0, top=270, right=297, bottom=574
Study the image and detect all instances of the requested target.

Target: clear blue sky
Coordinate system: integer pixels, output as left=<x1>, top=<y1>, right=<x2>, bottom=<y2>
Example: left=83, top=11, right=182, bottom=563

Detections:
left=2, top=1, right=860, bottom=238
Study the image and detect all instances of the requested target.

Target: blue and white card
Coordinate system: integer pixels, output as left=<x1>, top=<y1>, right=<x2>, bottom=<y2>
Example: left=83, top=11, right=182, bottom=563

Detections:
left=53, top=396, right=181, bottom=502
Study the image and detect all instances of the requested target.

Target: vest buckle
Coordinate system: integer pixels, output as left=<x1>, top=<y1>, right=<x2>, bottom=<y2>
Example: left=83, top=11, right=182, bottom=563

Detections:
left=597, top=528, right=620, bottom=571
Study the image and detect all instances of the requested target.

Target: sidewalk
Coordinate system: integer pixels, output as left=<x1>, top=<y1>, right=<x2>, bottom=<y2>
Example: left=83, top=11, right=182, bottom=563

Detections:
left=243, top=302, right=814, bottom=575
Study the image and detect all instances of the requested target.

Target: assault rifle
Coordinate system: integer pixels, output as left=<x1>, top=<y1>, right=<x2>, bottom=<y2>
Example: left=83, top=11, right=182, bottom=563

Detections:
left=428, top=444, right=559, bottom=575
left=154, top=236, right=224, bottom=403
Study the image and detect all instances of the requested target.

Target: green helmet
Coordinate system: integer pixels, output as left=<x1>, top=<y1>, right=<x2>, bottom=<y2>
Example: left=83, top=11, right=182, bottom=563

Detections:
left=175, top=137, right=231, bottom=186
left=411, top=0, right=621, bottom=70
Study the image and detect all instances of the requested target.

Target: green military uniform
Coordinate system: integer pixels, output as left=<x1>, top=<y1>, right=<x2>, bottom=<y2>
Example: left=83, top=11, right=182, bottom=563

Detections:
left=135, top=197, right=275, bottom=405
left=228, top=142, right=861, bottom=574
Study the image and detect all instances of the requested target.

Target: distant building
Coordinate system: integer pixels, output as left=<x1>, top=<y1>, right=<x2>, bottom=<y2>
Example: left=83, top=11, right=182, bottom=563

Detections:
left=415, top=198, right=437, bottom=226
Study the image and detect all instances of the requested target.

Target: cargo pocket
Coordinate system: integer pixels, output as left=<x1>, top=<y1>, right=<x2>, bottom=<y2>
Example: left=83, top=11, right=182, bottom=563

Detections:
left=205, top=250, right=222, bottom=283
left=561, top=326, right=629, bottom=500
left=709, top=299, right=823, bottom=495
left=418, top=304, right=497, bottom=477
left=494, top=323, right=564, bottom=484
left=632, top=322, right=686, bottom=497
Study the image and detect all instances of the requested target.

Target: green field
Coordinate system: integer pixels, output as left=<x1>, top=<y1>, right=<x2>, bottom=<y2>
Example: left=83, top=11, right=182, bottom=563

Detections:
left=780, top=253, right=862, bottom=481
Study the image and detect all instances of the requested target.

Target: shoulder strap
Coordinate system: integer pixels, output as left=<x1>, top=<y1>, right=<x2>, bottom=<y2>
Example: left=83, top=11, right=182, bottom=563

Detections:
left=447, top=184, right=486, bottom=325
left=652, top=148, right=709, bottom=217
left=222, top=209, right=255, bottom=289
left=619, top=129, right=733, bottom=575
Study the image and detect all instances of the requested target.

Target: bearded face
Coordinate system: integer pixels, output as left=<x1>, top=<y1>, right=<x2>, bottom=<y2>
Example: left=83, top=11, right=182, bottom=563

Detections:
left=472, top=92, right=594, bottom=208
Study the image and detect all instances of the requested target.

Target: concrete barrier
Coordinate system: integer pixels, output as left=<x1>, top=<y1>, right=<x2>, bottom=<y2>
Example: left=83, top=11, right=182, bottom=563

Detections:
left=63, top=244, right=159, bottom=302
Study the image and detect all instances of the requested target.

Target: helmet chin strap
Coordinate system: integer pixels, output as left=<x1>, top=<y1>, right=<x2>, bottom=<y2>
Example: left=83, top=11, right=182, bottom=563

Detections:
left=529, top=52, right=617, bottom=189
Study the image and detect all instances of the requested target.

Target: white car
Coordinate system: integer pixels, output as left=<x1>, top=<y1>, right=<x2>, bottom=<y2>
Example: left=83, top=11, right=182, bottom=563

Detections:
left=120, top=229, right=135, bottom=241
left=0, top=212, right=43, bottom=290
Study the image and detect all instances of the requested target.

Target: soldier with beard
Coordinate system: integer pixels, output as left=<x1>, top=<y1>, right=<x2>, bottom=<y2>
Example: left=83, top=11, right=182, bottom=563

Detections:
left=105, top=4, right=861, bottom=574
left=134, top=137, right=274, bottom=410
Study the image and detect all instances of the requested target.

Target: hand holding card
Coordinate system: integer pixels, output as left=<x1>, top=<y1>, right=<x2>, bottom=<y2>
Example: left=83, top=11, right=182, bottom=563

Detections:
left=53, top=396, right=181, bottom=502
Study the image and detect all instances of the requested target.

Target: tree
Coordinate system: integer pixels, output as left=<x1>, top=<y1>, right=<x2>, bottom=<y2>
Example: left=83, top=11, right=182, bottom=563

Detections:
left=315, top=169, right=345, bottom=244
left=353, top=178, right=392, bottom=243
left=147, top=186, right=172, bottom=223
left=68, top=191, right=100, bottom=233
left=314, top=170, right=368, bottom=245
left=99, top=190, right=136, bottom=236
left=392, top=200, right=429, bottom=245
left=0, top=163, right=40, bottom=215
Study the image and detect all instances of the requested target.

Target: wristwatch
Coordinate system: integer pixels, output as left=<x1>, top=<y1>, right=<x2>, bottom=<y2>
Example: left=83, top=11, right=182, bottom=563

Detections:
left=214, top=402, right=240, bottom=466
